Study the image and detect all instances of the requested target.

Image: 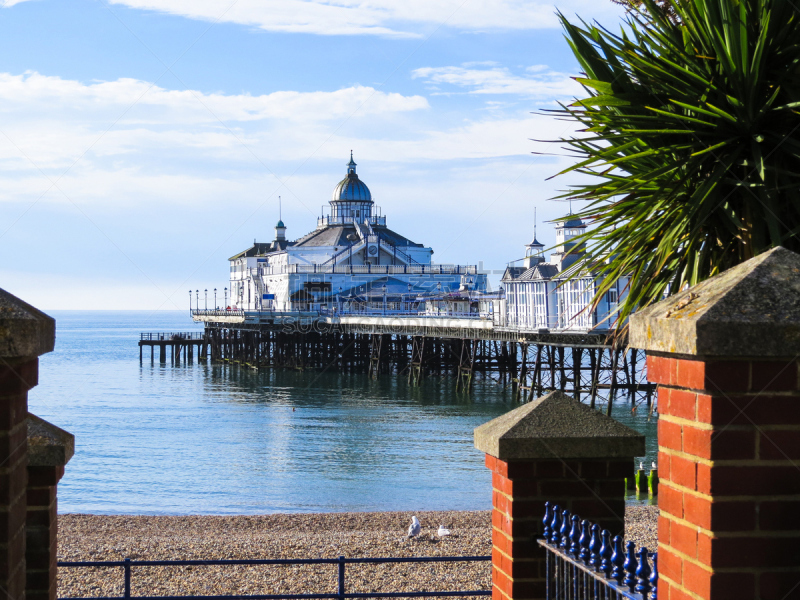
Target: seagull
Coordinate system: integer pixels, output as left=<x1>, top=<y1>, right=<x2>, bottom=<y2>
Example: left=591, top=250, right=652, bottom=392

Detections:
left=437, top=525, right=451, bottom=537
left=408, top=516, right=421, bottom=538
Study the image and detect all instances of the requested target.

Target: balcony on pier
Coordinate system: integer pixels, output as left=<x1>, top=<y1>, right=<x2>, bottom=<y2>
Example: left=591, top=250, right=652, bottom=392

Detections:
left=316, top=214, right=387, bottom=228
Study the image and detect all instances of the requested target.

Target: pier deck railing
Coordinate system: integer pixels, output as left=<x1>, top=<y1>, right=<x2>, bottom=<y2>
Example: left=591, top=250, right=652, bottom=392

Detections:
left=57, top=554, right=491, bottom=600
left=139, top=332, right=206, bottom=341
left=540, top=503, right=657, bottom=600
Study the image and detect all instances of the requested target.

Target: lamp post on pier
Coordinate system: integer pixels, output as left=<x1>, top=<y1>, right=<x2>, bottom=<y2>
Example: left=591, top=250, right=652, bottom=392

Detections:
left=382, top=285, right=387, bottom=315
left=224, top=287, right=228, bottom=309
left=214, top=288, right=217, bottom=310
left=195, top=290, right=199, bottom=311
left=338, top=287, right=342, bottom=314
left=204, top=289, right=208, bottom=310
left=407, top=283, right=412, bottom=313
left=189, top=290, right=192, bottom=314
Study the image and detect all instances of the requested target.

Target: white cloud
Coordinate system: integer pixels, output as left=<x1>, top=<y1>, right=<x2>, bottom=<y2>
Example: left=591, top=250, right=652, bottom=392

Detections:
left=0, top=70, right=581, bottom=179
left=412, top=64, right=581, bottom=98
left=97, top=0, right=621, bottom=37
left=0, top=72, right=428, bottom=123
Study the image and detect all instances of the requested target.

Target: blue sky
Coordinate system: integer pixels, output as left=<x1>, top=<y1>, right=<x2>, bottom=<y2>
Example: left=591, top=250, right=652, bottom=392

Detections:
left=0, top=0, right=625, bottom=310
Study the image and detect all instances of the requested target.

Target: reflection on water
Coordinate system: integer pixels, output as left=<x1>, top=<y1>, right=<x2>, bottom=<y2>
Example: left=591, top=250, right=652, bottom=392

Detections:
left=29, top=311, right=658, bottom=515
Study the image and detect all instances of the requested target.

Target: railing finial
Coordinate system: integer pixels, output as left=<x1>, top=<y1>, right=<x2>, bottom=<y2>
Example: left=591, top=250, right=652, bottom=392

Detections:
left=542, top=502, right=552, bottom=539
left=588, top=524, right=601, bottom=570
left=635, top=547, right=652, bottom=596
left=550, top=505, right=562, bottom=546
left=569, top=515, right=581, bottom=556
left=600, top=529, right=612, bottom=575
left=623, top=541, right=637, bottom=589
left=579, top=519, right=590, bottom=564
left=611, top=535, right=624, bottom=582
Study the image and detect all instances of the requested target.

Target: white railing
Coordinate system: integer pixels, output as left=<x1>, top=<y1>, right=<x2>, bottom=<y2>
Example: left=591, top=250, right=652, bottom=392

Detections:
left=253, top=264, right=478, bottom=275
left=317, top=215, right=387, bottom=228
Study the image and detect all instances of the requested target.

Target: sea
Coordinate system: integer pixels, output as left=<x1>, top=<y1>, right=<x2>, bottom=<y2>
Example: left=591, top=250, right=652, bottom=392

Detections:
left=28, top=311, right=658, bottom=515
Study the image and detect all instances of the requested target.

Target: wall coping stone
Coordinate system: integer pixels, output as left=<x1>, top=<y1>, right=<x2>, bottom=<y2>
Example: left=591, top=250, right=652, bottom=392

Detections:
left=27, top=413, right=74, bottom=467
left=474, top=390, right=645, bottom=460
left=629, top=246, right=800, bottom=357
left=0, top=288, right=55, bottom=358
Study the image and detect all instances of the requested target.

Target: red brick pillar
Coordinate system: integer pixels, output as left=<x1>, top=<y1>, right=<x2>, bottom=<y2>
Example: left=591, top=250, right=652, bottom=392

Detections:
left=27, top=415, right=73, bottom=600
left=0, top=290, right=55, bottom=600
left=629, top=246, right=800, bottom=600
left=474, top=390, right=644, bottom=600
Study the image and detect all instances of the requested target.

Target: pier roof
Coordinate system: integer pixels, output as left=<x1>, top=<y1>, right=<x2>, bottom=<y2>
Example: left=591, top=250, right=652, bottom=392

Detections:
left=502, top=263, right=559, bottom=282
left=292, top=224, right=422, bottom=248
left=229, top=241, right=292, bottom=260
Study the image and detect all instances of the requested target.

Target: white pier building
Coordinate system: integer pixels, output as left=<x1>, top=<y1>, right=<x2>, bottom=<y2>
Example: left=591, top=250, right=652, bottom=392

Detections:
left=499, top=216, right=627, bottom=332
left=227, top=154, right=487, bottom=312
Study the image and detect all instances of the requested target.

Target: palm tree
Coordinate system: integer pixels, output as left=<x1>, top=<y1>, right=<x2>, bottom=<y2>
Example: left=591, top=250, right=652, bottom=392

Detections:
left=549, top=0, right=800, bottom=327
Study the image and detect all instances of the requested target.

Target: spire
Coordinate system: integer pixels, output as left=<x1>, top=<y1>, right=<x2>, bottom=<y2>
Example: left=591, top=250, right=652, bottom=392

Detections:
left=526, top=208, right=544, bottom=253
left=275, top=195, right=286, bottom=241
left=347, top=151, right=357, bottom=175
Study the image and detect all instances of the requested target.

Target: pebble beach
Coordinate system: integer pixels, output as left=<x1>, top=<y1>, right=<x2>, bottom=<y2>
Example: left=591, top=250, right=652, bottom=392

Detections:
left=58, top=506, right=657, bottom=598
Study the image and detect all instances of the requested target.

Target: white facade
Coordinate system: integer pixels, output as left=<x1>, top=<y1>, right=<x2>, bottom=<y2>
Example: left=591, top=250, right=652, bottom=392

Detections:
left=500, top=217, right=628, bottom=332
left=226, top=155, right=487, bottom=312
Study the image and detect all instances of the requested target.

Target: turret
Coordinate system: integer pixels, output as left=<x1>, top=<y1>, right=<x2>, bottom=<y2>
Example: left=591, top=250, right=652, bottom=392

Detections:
left=550, top=215, right=587, bottom=272
left=275, top=220, right=286, bottom=242
left=523, top=213, right=545, bottom=268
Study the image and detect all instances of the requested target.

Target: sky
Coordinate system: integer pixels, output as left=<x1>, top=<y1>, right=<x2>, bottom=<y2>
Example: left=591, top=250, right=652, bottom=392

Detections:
left=0, top=0, right=626, bottom=310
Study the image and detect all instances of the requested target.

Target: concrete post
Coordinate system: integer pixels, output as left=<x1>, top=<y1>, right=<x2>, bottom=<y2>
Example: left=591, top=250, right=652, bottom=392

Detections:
left=629, top=246, right=800, bottom=600
left=474, top=391, right=644, bottom=600
left=26, top=414, right=73, bottom=600
left=0, top=289, right=56, bottom=600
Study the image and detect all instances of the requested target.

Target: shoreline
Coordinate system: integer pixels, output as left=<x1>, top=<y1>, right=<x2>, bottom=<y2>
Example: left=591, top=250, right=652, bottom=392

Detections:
left=58, top=506, right=657, bottom=597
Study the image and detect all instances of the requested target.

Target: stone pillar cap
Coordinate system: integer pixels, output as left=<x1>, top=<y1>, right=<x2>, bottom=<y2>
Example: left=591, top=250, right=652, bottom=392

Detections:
left=0, top=288, right=55, bottom=358
left=28, top=413, right=74, bottom=467
left=474, top=391, right=645, bottom=460
left=629, top=246, right=800, bottom=357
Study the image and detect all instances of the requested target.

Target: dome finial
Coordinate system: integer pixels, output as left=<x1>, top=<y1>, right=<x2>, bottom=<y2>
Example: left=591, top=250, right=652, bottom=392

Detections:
left=347, top=151, right=357, bottom=175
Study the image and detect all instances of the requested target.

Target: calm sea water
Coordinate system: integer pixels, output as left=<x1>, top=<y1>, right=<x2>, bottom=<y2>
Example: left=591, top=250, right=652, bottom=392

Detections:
left=27, top=311, right=658, bottom=515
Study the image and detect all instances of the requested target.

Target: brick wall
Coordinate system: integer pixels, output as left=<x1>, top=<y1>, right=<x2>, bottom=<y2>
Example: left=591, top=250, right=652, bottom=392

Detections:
left=486, top=454, right=632, bottom=600
left=0, top=358, right=38, bottom=600
left=26, top=465, right=64, bottom=600
left=650, top=354, right=800, bottom=600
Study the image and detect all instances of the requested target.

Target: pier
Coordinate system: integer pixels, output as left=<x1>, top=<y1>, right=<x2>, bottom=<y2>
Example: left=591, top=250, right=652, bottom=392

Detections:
left=141, top=309, right=656, bottom=415
left=144, top=156, right=657, bottom=413
left=139, top=332, right=207, bottom=365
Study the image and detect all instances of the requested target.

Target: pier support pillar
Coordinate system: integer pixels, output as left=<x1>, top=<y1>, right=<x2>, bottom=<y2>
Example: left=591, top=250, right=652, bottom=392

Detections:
left=630, top=246, right=800, bottom=600
left=0, top=289, right=56, bottom=600
left=475, top=391, right=644, bottom=600
left=26, top=414, right=73, bottom=600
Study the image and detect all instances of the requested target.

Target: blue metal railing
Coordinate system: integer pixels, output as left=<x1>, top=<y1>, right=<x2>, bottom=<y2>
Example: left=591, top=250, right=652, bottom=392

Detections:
left=539, top=503, right=657, bottom=600
left=58, top=554, right=492, bottom=600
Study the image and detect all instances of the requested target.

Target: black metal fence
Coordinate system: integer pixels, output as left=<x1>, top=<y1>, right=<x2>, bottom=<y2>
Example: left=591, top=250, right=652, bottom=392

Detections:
left=539, top=503, right=657, bottom=600
left=58, top=555, right=492, bottom=600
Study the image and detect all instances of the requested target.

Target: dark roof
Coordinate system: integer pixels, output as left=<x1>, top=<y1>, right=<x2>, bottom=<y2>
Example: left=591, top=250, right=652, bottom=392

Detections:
left=501, top=267, right=526, bottom=282
left=293, top=226, right=355, bottom=248
left=555, top=216, right=587, bottom=228
left=373, top=225, right=422, bottom=247
left=553, top=262, right=593, bottom=280
left=502, top=263, right=559, bottom=282
left=229, top=222, right=425, bottom=260
left=292, top=224, right=423, bottom=249
left=228, top=241, right=292, bottom=260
